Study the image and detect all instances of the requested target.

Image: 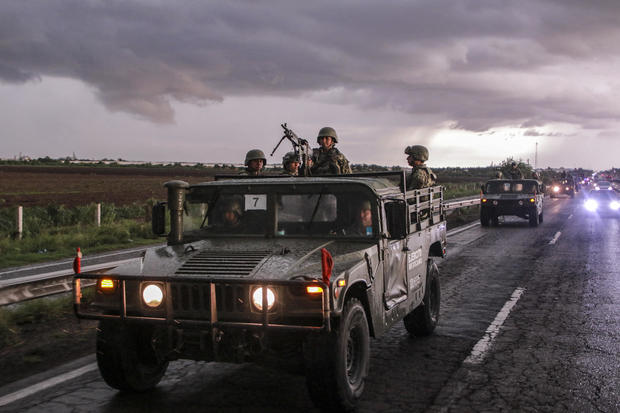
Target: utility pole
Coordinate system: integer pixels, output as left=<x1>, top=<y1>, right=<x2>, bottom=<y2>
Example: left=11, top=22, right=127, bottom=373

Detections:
left=535, top=142, right=538, bottom=169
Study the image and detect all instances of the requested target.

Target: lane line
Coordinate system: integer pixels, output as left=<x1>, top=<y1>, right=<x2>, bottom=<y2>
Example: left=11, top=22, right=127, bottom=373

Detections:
left=548, top=231, right=562, bottom=245
left=0, top=363, right=97, bottom=407
left=464, top=287, right=526, bottom=365
left=568, top=214, right=573, bottom=220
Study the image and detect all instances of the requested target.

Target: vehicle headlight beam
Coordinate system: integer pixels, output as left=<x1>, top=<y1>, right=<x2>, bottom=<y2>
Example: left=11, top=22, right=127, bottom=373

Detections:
left=142, top=284, right=164, bottom=308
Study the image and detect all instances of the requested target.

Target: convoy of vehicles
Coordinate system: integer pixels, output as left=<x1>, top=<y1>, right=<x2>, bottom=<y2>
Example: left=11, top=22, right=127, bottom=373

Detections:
left=73, top=172, right=447, bottom=412
left=550, top=177, right=576, bottom=198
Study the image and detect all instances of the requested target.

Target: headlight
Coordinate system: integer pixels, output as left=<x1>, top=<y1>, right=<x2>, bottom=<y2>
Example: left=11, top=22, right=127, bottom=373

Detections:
left=142, top=284, right=164, bottom=308
left=252, top=287, right=275, bottom=311
left=584, top=199, right=598, bottom=212
left=610, top=201, right=620, bottom=211
left=553, top=186, right=560, bottom=192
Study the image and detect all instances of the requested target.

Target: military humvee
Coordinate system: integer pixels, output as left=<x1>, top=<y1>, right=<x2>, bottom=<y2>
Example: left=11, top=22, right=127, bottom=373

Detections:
left=480, top=179, right=544, bottom=227
left=73, top=172, right=446, bottom=411
left=550, top=177, right=576, bottom=198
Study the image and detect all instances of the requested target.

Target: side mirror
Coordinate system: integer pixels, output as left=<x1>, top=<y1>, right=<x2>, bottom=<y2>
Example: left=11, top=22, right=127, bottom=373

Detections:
left=384, top=200, right=407, bottom=239
left=540, top=184, right=546, bottom=194
left=152, top=202, right=167, bottom=236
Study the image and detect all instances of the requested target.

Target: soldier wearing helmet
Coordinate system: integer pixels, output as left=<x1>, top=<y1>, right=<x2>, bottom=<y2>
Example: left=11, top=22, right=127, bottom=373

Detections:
left=405, top=145, right=436, bottom=190
left=241, top=149, right=266, bottom=176
left=309, top=126, right=352, bottom=175
left=495, top=169, right=504, bottom=179
left=282, top=152, right=300, bottom=176
left=508, top=161, right=524, bottom=180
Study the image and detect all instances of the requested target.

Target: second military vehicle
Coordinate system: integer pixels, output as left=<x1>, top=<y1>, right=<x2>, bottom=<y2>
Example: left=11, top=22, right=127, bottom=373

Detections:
left=73, top=172, right=446, bottom=412
left=480, top=179, right=544, bottom=227
left=550, top=176, right=576, bottom=198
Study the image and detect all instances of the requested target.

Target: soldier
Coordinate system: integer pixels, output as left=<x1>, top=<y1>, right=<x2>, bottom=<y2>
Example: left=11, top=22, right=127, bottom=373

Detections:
left=282, top=152, right=300, bottom=176
left=309, top=127, right=352, bottom=175
left=508, top=161, right=524, bottom=180
left=241, top=149, right=266, bottom=176
left=213, top=197, right=244, bottom=233
left=495, top=169, right=504, bottom=179
left=532, top=171, right=541, bottom=181
left=405, top=145, right=436, bottom=190
left=344, top=199, right=374, bottom=236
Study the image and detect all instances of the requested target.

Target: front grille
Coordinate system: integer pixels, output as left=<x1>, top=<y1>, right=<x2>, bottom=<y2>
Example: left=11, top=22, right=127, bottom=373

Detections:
left=170, top=283, right=251, bottom=316
left=175, top=250, right=270, bottom=277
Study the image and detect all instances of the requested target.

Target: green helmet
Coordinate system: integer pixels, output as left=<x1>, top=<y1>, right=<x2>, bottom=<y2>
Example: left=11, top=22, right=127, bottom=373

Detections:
left=317, top=126, right=338, bottom=143
left=404, top=145, right=429, bottom=161
left=244, top=149, right=266, bottom=166
left=282, top=151, right=298, bottom=166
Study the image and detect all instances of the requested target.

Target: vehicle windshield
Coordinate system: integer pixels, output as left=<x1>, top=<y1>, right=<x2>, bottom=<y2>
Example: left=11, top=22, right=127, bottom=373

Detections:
left=182, top=185, right=377, bottom=239
left=486, top=181, right=538, bottom=194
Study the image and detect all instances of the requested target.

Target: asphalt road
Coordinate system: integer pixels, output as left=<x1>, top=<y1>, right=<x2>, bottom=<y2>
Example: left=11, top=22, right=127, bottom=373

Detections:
left=1, top=194, right=618, bottom=412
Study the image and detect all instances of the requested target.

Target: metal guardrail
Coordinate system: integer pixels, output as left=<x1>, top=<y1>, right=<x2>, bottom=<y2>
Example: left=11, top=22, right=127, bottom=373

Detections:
left=443, top=195, right=481, bottom=211
left=0, top=259, right=138, bottom=306
left=1, top=196, right=481, bottom=306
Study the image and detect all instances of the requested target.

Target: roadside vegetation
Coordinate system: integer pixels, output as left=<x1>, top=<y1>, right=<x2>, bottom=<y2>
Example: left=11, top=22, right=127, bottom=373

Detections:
left=0, top=202, right=162, bottom=268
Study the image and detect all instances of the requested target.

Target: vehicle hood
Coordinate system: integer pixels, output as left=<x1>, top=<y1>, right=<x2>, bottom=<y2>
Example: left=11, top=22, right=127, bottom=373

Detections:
left=108, top=238, right=377, bottom=281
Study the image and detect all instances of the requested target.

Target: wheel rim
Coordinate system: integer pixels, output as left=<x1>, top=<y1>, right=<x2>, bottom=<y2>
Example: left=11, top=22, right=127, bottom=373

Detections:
left=345, top=318, right=364, bottom=386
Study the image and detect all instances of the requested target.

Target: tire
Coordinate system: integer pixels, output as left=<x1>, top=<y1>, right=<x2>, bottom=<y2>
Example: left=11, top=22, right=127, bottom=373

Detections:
left=529, top=209, right=539, bottom=227
left=305, top=298, right=370, bottom=412
left=96, top=320, right=169, bottom=392
left=403, top=259, right=440, bottom=336
left=570, top=191, right=574, bottom=199
left=480, top=208, right=490, bottom=227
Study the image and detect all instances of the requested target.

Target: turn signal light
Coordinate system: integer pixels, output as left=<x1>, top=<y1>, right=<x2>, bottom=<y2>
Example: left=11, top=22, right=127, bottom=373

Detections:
left=306, top=286, right=323, bottom=294
left=481, top=198, right=487, bottom=203
left=529, top=198, right=535, bottom=203
left=97, top=278, right=117, bottom=293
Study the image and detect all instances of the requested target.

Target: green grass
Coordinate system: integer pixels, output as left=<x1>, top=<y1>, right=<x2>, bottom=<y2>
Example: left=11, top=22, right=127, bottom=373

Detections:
left=0, top=220, right=163, bottom=269
left=0, top=289, right=96, bottom=349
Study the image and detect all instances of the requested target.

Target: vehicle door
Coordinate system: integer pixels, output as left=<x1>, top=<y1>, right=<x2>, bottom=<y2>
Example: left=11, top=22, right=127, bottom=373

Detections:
left=382, top=200, right=408, bottom=309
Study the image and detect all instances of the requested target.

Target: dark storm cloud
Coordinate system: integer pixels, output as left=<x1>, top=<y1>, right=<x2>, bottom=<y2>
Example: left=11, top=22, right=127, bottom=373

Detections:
left=1, top=0, right=619, bottom=130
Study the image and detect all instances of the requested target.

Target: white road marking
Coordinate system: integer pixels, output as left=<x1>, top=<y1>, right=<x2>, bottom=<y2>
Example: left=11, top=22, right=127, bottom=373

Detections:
left=0, top=363, right=97, bottom=407
left=548, top=231, right=562, bottom=245
left=464, top=287, right=526, bottom=365
left=568, top=214, right=573, bottom=220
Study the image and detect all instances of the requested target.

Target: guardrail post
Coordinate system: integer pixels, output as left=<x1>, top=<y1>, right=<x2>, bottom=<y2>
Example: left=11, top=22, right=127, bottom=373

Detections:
left=17, top=206, right=23, bottom=240
left=96, top=203, right=101, bottom=227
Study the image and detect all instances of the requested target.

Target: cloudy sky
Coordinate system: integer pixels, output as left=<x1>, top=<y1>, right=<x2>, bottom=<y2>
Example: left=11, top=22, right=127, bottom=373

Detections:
left=1, top=0, right=619, bottom=170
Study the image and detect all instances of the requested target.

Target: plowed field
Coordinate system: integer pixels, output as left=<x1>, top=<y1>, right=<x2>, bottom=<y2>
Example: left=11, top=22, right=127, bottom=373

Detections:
left=0, top=166, right=219, bottom=207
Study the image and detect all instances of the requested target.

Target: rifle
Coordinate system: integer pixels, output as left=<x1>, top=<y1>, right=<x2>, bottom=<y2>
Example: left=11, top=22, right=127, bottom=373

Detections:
left=270, top=123, right=312, bottom=176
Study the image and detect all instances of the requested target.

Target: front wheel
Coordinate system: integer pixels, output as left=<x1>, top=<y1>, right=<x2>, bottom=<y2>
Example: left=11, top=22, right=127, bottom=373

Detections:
left=403, top=259, right=440, bottom=336
left=96, top=320, right=169, bottom=392
left=529, top=209, right=539, bottom=227
left=539, top=210, right=544, bottom=223
left=480, top=208, right=490, bottom=227
left=305, top=298, right=370, bottom=412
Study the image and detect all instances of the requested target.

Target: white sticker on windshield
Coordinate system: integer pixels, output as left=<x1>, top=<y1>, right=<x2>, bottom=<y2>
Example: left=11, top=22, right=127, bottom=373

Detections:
left=245, top=194, right=267, bottom=210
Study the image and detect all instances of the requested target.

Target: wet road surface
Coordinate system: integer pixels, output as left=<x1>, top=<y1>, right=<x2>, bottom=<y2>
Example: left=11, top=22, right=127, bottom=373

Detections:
left=2, top=195, right=618, bottom=412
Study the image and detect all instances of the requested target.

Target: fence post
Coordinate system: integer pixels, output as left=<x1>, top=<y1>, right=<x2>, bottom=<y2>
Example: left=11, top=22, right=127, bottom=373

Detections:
left=17, top=206, right=23, bottom=240
left=96, top=203, right=101, bottom=227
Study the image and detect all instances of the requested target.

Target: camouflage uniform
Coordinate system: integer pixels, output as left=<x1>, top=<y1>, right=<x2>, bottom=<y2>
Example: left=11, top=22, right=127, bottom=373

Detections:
left=310, top=147, right=352, bottom=175
left=310, top=126, right=352, bottom=176
left=408, top=165, right=436, bottom=190
left=508, top=166, right=523, bottom=180
left=404, top=145, right=436, bottom=190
